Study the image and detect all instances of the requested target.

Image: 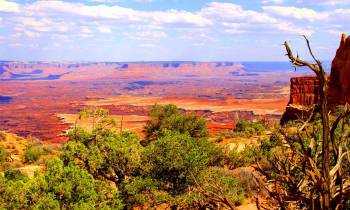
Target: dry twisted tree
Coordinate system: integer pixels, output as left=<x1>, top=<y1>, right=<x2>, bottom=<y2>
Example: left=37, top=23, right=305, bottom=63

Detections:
left=254, top=36, right=350, bottom=210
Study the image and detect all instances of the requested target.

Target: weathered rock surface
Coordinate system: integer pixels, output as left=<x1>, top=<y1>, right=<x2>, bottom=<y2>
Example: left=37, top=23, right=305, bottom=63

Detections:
left=329, top=33, right=350, bottom=106
left=289, top=76, right=319, bottom=106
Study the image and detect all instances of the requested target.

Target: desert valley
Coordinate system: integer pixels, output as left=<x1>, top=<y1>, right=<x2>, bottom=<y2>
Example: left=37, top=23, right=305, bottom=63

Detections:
left=0, top=61, right=312, bottom=143
left=2, top=0, right=350, bottom=209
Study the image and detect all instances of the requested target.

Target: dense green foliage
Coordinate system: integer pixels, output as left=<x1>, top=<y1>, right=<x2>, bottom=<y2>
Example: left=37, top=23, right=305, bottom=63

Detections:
left=144, top=104, right=208, bottom=142
left=61, top=128, right=143, bottom=185
left=0, top=105, right=248, bottom=209
left=234, top=119, right=266, bottom=136
left=0, top=159, right=124, bottom=209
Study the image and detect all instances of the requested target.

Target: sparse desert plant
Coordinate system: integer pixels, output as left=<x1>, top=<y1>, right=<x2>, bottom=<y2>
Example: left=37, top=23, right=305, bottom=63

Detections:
left=43, top=146, right=54, bottom=154
left=0, top=145, right=7, bottom=164
left=214, top=130, right=234, bottom=143
left=4, top=168, right=27, bottom=181
left=234, top=119, right=266, bottom=137
left=191, top=167, right=245, bottom=209
left=78, top=108, right=116, bottom=130
left=12, top=149, right=19, bottom=155
left=225, top=144, right=259, bottom=170
left=235, top=168, right=259, bottom=197
left=23, top=144, right=44, bottom=163
left=0, top=131, right=6, bottom=141
left=215, top=135, right=224, bottom=143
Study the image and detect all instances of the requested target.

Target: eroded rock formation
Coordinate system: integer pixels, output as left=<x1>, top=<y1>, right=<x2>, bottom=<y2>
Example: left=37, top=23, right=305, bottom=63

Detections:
left=289, top=76, right=320, bottom=106
left=329, top=33, right=350, bottom=106
left=282, top=33, right=350, bottom=124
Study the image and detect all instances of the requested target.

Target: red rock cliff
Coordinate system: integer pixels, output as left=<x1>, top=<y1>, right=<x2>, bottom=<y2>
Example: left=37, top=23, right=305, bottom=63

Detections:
left=282, top=33, right=350, bottom=123
left=329, top=33, right=350, bottom=106
left=289, top=76, right=320, bottom=106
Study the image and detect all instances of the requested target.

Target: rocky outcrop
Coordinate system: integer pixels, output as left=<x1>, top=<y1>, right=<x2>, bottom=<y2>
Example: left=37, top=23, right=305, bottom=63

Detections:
left=329, top=33, right=350, bottom=106
left=282, top=33, right=350, bottom=124
left=289, top=76, right=320, bottom=106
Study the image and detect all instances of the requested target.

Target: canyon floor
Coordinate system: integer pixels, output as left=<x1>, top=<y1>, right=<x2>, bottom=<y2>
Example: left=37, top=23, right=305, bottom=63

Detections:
left=0, top=61, right=309, bottom=143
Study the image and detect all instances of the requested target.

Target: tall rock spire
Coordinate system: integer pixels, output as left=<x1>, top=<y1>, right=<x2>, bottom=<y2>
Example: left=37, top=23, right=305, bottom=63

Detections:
left=329, top=33, right=350, bottom=105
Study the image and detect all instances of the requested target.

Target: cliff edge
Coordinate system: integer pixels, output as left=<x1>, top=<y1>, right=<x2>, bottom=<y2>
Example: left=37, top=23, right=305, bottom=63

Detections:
left=281, top=33, right=350, bottom=124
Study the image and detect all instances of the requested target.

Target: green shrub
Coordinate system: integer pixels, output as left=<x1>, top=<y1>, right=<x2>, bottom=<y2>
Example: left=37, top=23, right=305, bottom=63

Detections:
left=234, top=119, right=266, bottom=136
left=4, top=169, right=27, bottom=181
left=0, top=145, right=7, bottom=164
left=195, top=167, right=245, bottom=208
left=0, top=159, right=124, bottom=209
left=142, top=131, right=224, bottom=194
left=143, top=104, right=208, bottom=142
left=24, top=144, right=44, bottom=163
left=226, top=144, right=259, bottom=169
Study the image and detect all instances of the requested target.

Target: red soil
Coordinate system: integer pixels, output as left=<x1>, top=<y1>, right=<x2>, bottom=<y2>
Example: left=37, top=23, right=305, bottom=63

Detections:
left=0, top=62, right=299, bottom=143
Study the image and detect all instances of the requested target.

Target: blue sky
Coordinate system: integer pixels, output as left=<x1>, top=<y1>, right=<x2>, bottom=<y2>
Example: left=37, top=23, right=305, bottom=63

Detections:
left=0, top=0, right=349, bottom=61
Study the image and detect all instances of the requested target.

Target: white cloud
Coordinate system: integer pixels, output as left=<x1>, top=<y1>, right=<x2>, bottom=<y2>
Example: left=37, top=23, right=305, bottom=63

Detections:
left=139, top=43, right=157, bottom=48
left=200, top=2, right=312, bottom=35
left=262, top=6, right=328, bottom=21
left=25, top=1, right=211, bottom=27
left=23, top=30, right=40, bottom=38
left=91, top=0, right=152, bottom=3
left=297, top=0, right=350, bottom=5
left=97, top=25, right=112, bottom=33
left=81, top=26, right=92, bottom=34
left=261, top=0, right=285, bottom=4
left=1, top=0, right=347, bottom=53
left=125, top=30, right=167, bottom=40
left=328, top=9, right=350, bottom=23
left=90, top=0, right=122, bottom=2
left=3, top=1, right=314, bottom=38
left=13, top=17, right=72, bottom=35
left=0, top=0, right=19, bottom=12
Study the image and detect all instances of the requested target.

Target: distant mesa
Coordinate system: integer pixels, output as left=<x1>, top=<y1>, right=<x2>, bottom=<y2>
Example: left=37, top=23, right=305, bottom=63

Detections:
left=281, top=33, right=350, bottom=123
left=229, top=71, right=259, bottom=77
left=0, top=66, right=6, bottom=75
left=172, top=63, right=180, bottom=68
left=0, top=68, right=70, bottom=81
left=161, top=62, right=181, bottom=68
left=121, top=64, right=129, bottom=69
left=124, top=80, right=177, bottom=90
left=0, top=96, right=12, bottom=104
left=216, top=62, right=234, bottom=67
left=68, top=64, right=80, bottom=68
left=19, top=69, right=43, bottom=75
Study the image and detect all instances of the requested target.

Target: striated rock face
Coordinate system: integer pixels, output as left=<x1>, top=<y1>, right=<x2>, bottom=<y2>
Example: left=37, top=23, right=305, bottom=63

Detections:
left=282, top=33, right=350, bottom=124
left=289, top=76, right=320, bottom=106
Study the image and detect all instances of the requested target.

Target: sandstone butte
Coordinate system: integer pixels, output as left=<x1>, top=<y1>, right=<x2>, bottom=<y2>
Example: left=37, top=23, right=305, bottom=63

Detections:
left=281, top=33, right=350, bottom=123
